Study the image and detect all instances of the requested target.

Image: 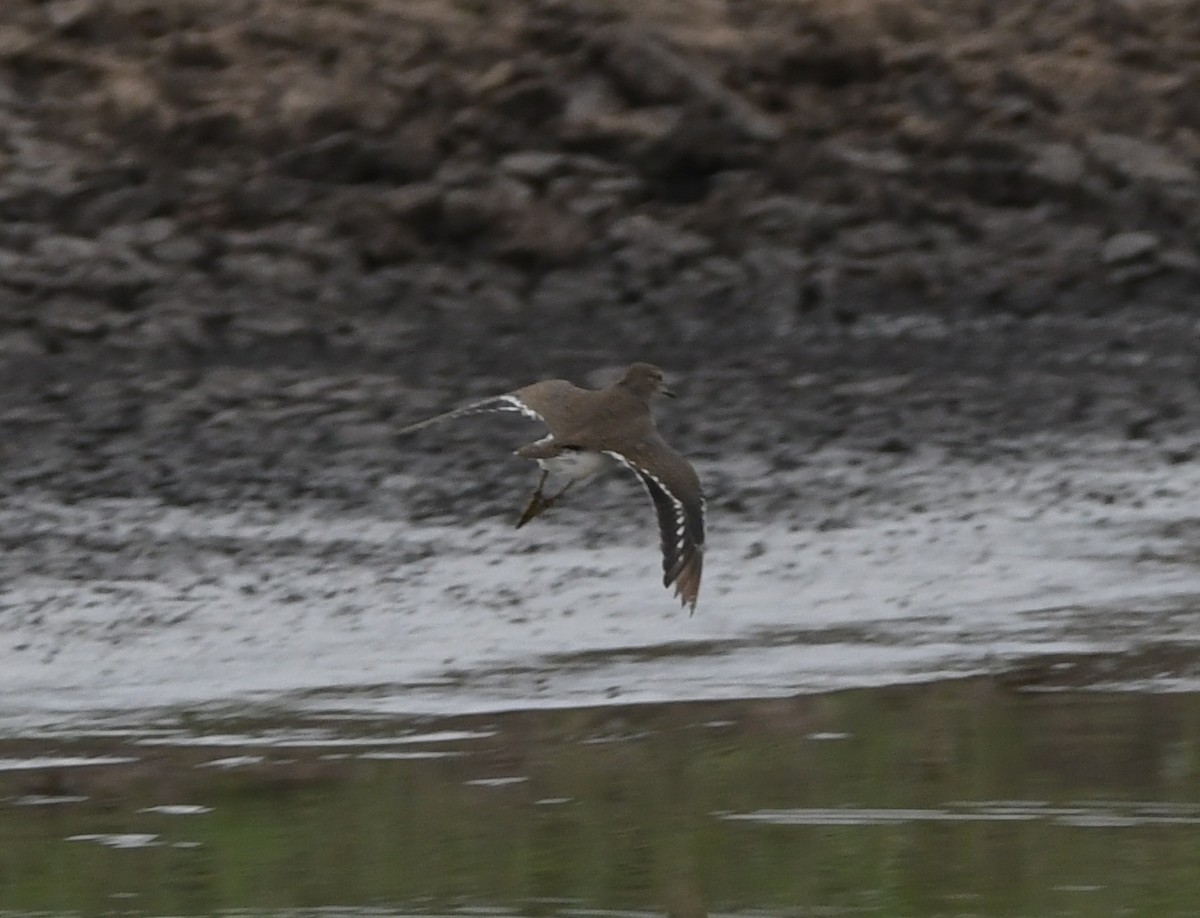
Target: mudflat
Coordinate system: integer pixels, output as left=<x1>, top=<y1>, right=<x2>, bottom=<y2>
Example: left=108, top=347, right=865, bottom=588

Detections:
left=2, top=0, right=1200, bottom=729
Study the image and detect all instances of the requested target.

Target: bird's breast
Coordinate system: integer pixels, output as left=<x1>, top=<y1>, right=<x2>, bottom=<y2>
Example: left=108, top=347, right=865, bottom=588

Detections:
left=537, top=449, right=611, bottom=481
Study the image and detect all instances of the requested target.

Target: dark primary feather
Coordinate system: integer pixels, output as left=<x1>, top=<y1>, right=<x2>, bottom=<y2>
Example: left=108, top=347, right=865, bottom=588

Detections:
left=638, top=468, right=704, bottom=594
left=605, top=436, right=706, bottom=612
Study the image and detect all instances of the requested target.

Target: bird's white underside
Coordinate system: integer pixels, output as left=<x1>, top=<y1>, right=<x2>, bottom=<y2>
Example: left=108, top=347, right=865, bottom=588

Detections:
left=537, top=448, right=612, bottom=482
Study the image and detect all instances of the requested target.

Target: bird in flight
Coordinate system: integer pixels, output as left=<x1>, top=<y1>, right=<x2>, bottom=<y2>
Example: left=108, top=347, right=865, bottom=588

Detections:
left=399, top=362, right=706, bottom=612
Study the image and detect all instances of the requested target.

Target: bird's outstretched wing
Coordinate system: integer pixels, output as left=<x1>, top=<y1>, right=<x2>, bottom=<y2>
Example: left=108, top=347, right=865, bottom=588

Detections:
left=397, top=380, right=588, bottom=437
left=397, top=394, right=546, bottom=435
left=605, top=435, right=706, bottom=612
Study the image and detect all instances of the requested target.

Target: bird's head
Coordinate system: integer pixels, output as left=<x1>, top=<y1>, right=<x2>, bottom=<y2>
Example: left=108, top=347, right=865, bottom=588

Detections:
left=620, top=362, right=676, bottom=400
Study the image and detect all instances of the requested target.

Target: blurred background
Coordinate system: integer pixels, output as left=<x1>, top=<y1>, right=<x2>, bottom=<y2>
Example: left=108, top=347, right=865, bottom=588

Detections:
left=4, top=0, right=1200, bottom=366
left=3, top=0, right=1200, bottom=915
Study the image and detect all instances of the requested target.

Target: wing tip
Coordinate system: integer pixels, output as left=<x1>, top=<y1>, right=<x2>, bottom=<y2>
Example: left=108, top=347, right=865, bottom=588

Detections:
left=396, top=394, right=544, bottom=437
left=668, top=554, right=703, bottom=614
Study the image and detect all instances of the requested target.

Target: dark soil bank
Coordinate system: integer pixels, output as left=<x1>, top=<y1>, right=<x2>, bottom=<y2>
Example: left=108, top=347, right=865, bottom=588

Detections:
left=2, top=0, right=1199, bottom=506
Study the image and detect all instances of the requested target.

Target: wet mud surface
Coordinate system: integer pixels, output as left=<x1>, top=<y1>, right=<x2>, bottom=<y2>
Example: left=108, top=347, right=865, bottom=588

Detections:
left=2, top=0, right=1200, bottom=731
left=3, top=311, right=1200, bottom=731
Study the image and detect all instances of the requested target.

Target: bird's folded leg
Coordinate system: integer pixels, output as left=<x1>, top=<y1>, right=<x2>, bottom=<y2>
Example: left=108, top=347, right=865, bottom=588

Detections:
left=516, top=470, right=550, bottom=529
left=517, top=475, right=575, bottom=528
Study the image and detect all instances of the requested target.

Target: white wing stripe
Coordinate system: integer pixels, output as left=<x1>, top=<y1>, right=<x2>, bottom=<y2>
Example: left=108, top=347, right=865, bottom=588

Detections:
left=604, top=449, right=696, bottom=565
left=398, top=393, right=547, bottom=435
left=494, top=395, right=545, bottom=423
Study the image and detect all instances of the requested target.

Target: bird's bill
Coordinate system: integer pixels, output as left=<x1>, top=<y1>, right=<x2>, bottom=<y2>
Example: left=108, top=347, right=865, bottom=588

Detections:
left=662, top=387, right=677, bottom=398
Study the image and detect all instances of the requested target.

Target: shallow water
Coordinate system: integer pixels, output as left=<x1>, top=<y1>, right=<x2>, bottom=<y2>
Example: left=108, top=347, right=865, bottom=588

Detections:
left=4, top=680, right=1200, bottom=917
left=5, top=432, right=1200, bottom=916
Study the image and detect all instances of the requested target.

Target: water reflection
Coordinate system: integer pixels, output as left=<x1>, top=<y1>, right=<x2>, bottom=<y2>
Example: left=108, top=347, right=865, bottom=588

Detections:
left=2, top=679, right=1200, bottom=916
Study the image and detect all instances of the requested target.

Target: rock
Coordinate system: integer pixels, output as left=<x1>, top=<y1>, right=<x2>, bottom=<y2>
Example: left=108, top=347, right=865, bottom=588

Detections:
left=383, top=182, right=443, bottom=222
left=530, top=267, right=617, bottom=312
left=73, top=184, right=166, bottom=232
left=439, top=184, right=528, bottom=240
left=488, top=75, right=562, bottom=126
left=877, top=436, right=913, bottom=454
left=607, top=214, right=711, bottom=259
left=827, top=144, right=911, bottom=175
left=588, top=175, right=642, bottom=196
left=1028, top=142, right=1087, bottom=186
left=833, top=375, right=915, bottom=398
left=151, top=234, right=209, bottom=266
left=742, top=196, right=852, bottom=243
left=561, top=76, right=682, bottom=145
left=332, top=420, right=393, bottom=448
left=32, top=233, right=100, bottom=266
left=0, top=25, right=37, bottom=59
left=2, top=233, right=165, bottom=304
left=0, top=246, right=24, bottom=277
left=471, top=60, right=518, bottom=95
left=647, top=265, right=744, bottom=343
left=1107, top=262, right=1161, bottom=285
left=599, top=28, right=782, bottom=143
left=556, top=173, right=643, bottom=219
left=231, top=308, right=314, bottom=345
left=1086, top=133, right=1197, bottom=184
left=224, top=222, right=344, bottom=260
left=837, top=221, right=913, bottom=257
left=98, top=217, right=178, bottom=250
left=77, top=383, right=142, bottom=434
left=276, top=131, right=433, bottom=183
left=1159, top=248, right=1200, bottom=274
left=499, top=151, right=568, bottom=181
left=495, top=204, right=591, bottom=266
left=44, top=0, right=100, bottom=32
left=135, top=313, right=211, bottom=351
left=567, top=103, right=683, bottom=148
left=232, top=174, right=315, bottom=221
left=166, top=34, right=232, bottom=70
left=996, top=275, right=1058, bottom=317
left=1101, top=231, right=1160, bottom=264
left=219, top=252, right=319, bottom=296
left=81, top=253, right=167, bottom=300
left=38, top=300, right=111, bottom=338
left=0, top=330, right=45, bottom=356
left=101, top=70, right=169, bottom=129
left=742, top=245, right=807, bottom=335
left=435, top=159, right=491, bottom=187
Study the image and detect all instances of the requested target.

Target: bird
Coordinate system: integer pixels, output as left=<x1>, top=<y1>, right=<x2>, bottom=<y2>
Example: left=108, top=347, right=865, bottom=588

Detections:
left=398, top=362, right=706, bottom=611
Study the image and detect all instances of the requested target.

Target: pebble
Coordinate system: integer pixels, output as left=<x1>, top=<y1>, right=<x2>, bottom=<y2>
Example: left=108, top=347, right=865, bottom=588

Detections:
left=1087, top=133, right=1196, bottom=184
left=1101, top=231, right=1160, bottom=264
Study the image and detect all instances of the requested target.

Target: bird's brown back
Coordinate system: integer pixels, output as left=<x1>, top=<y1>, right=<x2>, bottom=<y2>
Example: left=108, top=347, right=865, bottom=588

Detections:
left=514, top=378, right=655, bottom=448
